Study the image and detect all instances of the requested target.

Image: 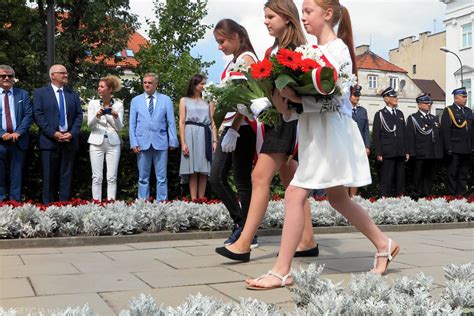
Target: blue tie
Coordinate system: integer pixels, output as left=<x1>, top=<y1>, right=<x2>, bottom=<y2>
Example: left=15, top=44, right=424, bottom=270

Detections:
left=148, top=95, right=154, bottom=116
left=58, top=89, right=66, bottom=128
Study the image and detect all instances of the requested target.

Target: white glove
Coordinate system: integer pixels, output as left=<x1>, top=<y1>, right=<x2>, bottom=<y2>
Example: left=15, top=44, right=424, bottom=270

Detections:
left=221, top=128, right=240, bottom=152
left=236, top=104, right=253, bottom=120
left=250, top=97, right=272, bottom=117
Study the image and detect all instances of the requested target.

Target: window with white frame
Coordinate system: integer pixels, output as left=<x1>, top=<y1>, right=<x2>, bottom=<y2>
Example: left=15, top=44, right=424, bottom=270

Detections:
left=368, top=75, right=378, bottom=89
left=464, top=79, right=472, bottom=108
left=462, top=23, right=472, bottom=49
left=390, top=77, right=398, bottom=90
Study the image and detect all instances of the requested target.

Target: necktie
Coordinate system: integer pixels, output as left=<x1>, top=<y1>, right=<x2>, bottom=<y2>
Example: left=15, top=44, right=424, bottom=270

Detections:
left=58, top=89, right=66, bottom=128
left=3, top=90, right=13, bottom=133
left=352, top=108, right=356, bottom=117
left=148, top=95, right=154, bottom=116
left=392, top=109, right=396, bottom=116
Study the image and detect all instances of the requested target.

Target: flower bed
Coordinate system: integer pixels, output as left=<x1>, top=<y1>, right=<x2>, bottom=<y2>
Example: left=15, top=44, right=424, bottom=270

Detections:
left=0, top=196, right=472, bottom=239
left=1, top=263, right=472, bottom=315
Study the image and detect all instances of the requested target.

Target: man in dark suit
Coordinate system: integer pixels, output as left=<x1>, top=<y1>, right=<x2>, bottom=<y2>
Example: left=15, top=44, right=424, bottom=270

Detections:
left=373, top=87, right=409, bottom=197
left=349, top=85, right=370, bottom=197
left=33, top=64, right=83, bottom=204
left=0, top=65, right=33, bottom=201
left=406, top=94, right=443, bottom=198
left=440, top=87, right=472, bottom=196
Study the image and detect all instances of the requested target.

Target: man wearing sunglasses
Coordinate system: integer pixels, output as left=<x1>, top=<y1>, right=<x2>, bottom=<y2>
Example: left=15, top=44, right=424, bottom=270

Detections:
left=0, top=65, right=33, bottom=201
left=33, top=64, right=83, bottom=204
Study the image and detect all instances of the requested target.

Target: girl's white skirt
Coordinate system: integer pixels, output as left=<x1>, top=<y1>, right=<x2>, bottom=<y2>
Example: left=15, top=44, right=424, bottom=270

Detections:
left=291, top=111, right=372, bottom=189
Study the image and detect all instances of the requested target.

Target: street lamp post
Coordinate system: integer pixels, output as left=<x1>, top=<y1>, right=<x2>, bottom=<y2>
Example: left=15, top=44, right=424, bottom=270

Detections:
left=440, top=47, right=464, bottom=86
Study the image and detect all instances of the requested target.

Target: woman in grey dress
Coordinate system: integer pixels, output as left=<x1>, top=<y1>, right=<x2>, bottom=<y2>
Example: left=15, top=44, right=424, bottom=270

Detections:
left=179, top=74, right=218, bottom=200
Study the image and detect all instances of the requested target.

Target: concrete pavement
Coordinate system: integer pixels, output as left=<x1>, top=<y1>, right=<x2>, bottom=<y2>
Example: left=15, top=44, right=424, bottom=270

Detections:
left=0, top=228, right=473, bottom=315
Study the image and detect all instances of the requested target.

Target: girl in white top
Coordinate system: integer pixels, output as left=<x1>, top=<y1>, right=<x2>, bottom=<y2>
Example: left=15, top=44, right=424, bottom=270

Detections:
left=246, top=0, right=399, bottom=290
left=87, top=75, right=124, bottom=200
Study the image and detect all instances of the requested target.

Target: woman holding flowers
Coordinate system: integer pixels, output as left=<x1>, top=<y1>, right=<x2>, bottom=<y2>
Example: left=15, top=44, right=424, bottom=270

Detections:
left=245, top=0, right=399, bottom=290
left=209, top=19, right=259, bottom=247
left=215, top=0, right=318, bottom=262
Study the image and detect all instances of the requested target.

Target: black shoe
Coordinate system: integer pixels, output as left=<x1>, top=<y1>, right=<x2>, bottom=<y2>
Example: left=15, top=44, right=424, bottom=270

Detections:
left=294, top=245, right=319, bottom=258
left=224, top=225, right=242, bottom=246
left=215, top=246, right=250, bottom=262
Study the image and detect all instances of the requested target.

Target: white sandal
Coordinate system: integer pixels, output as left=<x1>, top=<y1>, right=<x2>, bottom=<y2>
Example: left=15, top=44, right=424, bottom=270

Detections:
left=246, top=270, right=294, bottom=290
left=372, top=238, right=400, bottom=275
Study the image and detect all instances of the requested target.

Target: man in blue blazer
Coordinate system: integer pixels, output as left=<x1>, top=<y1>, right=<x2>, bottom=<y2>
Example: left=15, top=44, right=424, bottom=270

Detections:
left=349, top=85, right=370, bottom=197
left=33, top=64, right=83, bottom=204
left=0, top=65, right=33, bottom=201
left=129, top=73, right=179, bottom=201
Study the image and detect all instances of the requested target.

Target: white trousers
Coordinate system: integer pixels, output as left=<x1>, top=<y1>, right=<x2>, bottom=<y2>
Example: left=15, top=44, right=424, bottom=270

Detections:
left=89, top=139, right=121, bottom=200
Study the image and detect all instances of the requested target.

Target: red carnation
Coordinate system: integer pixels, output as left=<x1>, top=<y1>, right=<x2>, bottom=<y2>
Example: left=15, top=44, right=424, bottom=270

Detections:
left=251, top=58, right=273, bottom=79
left=276, top=48, right=303, bottom=70
left=299, top=58, right=321, bottom=72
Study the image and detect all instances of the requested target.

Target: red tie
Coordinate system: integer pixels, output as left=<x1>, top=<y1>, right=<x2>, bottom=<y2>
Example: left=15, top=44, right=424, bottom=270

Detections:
left=3, top=90, right=13, bottom=133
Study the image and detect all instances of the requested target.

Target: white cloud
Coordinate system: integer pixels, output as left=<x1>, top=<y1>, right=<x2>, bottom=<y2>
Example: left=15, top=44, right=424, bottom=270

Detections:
left=129, top=0, right=447, bottom=83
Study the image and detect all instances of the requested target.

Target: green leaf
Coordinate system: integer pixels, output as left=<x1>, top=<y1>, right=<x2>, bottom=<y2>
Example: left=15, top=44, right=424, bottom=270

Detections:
left=275, top=74, right=297, bottom=91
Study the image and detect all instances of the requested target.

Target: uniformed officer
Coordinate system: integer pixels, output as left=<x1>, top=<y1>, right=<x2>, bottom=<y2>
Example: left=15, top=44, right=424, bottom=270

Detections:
left=440, top=87, right=472, bottom=196
left=373, top=87, right=409, bottom=197
left=349, top=85, right=370, bottom=197
left=406, top=94, right=443, bottom=198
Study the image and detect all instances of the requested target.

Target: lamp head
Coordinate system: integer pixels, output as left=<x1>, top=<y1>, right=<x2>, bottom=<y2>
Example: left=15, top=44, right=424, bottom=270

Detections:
left=440, top=47, right=450, bottom=53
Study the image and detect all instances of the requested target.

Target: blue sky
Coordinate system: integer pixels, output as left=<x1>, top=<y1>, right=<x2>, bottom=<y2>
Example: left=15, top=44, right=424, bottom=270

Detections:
left=130, top=0, right=447, bottom=83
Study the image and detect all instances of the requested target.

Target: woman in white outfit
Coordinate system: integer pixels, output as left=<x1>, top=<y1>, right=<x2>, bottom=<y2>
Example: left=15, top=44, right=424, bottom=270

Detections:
left=87, top=75, right=124, bottom=200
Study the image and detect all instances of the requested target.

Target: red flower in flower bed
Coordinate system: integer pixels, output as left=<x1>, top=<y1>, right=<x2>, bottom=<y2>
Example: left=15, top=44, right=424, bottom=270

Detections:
left=251, top=58, right=273, bottom=79
left=276, top=48, right=303, bottom=70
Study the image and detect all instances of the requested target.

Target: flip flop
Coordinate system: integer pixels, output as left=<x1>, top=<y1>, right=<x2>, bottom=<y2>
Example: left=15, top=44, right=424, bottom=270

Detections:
left=246, top=270, right=294, bottom=291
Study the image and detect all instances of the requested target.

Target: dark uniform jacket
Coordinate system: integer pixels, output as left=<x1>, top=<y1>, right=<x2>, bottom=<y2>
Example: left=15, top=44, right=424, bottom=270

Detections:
left=373, top=107, right=406, bottom=158
left=406, top=111, right=443, bottom=159
left=440, top=104, right=472, bottom=154
left=352, top=105, right=370, bottom=149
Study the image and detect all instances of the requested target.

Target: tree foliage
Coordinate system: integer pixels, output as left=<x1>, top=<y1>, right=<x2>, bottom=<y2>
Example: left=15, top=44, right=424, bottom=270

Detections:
left=0, top=0, right=138, bottom=97
left=136, top=0, right=214, bottom=102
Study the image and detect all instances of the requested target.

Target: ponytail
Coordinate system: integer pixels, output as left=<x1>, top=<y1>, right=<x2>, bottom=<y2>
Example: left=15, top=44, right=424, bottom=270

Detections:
left=337, top=6, right=357, bottom=75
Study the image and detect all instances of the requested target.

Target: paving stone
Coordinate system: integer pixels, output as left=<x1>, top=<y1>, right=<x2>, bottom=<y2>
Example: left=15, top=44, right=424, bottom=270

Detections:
left=100, top=285, right=233, bottom=313
left=395, top=252, right=471, bottom=268
left=0, top=262, right=79, bottom=278
left=0, top=248, right=60, bottom=256
left=310, top=257, right=415, bottom=273
left=30, top=273, right=150, bottom=295
left=210, top=281, right=294, bottom=305
left=275, top=301, right=298, bottom=314
left=103, top=248, right=187, bottom=262
left=127, top=240, right=203, bottom=250
left=224, top=261, right=338, bottom=279
left=384, top=265, right=449, bottom=287
left=20, top=252, right=113, bottom=266
left=0, top=278, right=35, bottom=299
left=0, top=293, right=115, bottom=315
left=176, top=245, right=221, bottom=256
left=73, top=258, right=173, bottom=274
left=0, top=255, right=23, bottom=267
left=56, top=244, right=135, bottom=253
left=135, top=267, right=245, bottom=288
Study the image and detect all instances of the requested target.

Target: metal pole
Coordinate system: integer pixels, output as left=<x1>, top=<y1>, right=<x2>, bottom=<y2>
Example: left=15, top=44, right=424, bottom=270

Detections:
left=440, top=47, right=464, bottom=87
left=46, top=0, right=55, bottom=69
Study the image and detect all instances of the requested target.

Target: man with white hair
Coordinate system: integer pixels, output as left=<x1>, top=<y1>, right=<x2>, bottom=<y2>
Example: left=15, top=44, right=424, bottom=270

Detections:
left=33, top=64, right=83, bottom=204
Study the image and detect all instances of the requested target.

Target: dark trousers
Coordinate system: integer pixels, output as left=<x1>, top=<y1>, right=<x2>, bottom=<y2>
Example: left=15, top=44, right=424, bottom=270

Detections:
left=446, top=153, right=471, bottom=196
left=40, top=146, right=76, bottom=204
left=0, top=142, right=26, bottom=201
left=380, top=156, right=406, bottom=197
left=412, top=159, right=436, bottom=198
left=209, top=126, right=255, bottom=227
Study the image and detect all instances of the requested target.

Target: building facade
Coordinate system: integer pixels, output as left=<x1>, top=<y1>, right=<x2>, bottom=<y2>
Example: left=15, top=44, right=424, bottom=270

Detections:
left=389, top=31, right=446, bottom=91
left=440, top=0, right=473, bottom=108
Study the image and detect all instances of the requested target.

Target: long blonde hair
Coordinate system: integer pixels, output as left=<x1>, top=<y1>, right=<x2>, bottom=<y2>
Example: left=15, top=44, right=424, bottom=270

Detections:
left=264, top=0, right=306, bottom=49
left=312, top=0, right=357, bottom=74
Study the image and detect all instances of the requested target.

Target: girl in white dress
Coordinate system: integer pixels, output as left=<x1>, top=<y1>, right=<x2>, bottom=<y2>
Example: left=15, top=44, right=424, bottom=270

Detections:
left=246, top=0, right=400, bottom=290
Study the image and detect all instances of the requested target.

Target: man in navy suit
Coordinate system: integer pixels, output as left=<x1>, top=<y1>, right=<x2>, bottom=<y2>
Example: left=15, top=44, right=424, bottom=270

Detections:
left=0, top=65, right=33, bottom=201
left=33, top=64, right=83, bottom=204
left=441, top=87, right=472, bottom=196
left=373, top=87, right=409, bottom=197
left=129, top=73, right=178, bottom=201
left=349, top=85, right=370, bottom=197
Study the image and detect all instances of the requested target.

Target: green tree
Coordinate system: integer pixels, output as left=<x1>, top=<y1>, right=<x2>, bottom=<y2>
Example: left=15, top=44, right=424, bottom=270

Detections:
left=136, top=0, right=214, bottom=102
left=0, top=0, right=138, bottom=96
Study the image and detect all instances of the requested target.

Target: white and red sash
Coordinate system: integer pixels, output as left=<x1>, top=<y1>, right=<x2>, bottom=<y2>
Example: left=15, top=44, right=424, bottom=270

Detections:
left=310, top=45, right=339, bottom=95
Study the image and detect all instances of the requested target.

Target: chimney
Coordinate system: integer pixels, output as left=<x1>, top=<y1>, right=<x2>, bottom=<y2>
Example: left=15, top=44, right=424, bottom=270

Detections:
left=399, top=36, right=416, bottom=47
left=419, top=31, right=431, bottom=41
left=355, top=44, right=370, bottom=56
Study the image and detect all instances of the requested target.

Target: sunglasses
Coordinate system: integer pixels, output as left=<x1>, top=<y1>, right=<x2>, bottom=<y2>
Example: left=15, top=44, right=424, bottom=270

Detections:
left=0, top=74, right=14, bottom=79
